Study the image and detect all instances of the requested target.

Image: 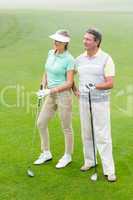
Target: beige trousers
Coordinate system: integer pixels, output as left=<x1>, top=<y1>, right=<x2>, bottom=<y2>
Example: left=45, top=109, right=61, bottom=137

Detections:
left=37, top=91, right=73, bottom=154
left=80, top=97, right=115, bottom=175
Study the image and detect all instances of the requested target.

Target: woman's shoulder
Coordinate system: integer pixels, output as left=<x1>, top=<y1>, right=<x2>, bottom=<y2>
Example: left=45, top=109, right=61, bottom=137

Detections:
left=66, top=51, right=75, bottom=61
left=48, top=49, right=55, bottom=55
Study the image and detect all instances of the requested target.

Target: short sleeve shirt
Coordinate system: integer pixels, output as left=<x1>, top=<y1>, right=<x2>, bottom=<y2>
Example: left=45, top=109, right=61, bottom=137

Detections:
left=45, top=50, right=75, bottom=88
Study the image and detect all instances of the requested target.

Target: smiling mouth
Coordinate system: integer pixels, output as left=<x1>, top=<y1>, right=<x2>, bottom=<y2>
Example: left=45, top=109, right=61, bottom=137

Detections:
left=84, top=45, right=88, bottom=48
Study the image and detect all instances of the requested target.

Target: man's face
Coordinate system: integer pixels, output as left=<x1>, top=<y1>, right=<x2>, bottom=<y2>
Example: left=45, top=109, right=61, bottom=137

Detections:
left=83, top=33, right=98, bottom=51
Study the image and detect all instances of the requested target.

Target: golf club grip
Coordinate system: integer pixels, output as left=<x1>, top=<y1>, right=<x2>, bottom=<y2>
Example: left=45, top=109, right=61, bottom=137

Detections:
left=40, top=84, right=43, bottom=90
left=85, top=84, right=90, bottom=90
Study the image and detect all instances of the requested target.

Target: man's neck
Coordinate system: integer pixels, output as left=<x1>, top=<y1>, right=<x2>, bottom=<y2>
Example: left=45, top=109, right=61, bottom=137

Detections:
left=87, top=48, right=99, bottom=57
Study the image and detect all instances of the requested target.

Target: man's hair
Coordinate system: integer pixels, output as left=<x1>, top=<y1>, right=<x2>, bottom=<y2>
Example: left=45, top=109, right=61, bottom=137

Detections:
left=86, top=28, right=102, bottom=47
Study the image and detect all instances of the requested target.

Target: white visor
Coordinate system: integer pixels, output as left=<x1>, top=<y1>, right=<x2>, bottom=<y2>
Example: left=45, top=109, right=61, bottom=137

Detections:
left=49, top=33, right=70, bottom=43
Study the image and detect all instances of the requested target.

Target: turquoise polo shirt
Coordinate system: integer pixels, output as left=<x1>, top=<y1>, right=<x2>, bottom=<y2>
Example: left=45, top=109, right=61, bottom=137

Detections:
left=45, top=49, right=75, bottom=88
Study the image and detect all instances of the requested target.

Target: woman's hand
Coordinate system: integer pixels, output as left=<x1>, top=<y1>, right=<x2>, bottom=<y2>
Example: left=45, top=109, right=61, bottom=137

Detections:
left=73, top=90, right=80, bottom=97
left=72, top=81, right=80, bottom=97
left=37, top=89, right=51, bottom=99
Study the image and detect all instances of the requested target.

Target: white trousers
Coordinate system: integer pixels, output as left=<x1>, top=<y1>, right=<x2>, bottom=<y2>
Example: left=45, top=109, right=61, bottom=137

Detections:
left=80, top=96, right=115, bottom=175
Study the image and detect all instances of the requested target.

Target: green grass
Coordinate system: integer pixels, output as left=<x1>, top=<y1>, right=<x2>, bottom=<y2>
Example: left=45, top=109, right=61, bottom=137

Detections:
left=0, top=10, right=133, bottom=200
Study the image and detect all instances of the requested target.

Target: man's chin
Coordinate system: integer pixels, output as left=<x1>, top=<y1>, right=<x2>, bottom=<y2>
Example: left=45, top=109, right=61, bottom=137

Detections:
left=84, top=47, right=87, bottom=50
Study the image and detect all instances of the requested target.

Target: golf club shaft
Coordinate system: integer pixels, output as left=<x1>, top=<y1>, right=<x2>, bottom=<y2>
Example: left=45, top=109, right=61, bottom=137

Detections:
left=38, top=84, right=43, bottom=107
left=88, top=91, right=97, bottom=174
left=27, top=87, right=42, bottom=171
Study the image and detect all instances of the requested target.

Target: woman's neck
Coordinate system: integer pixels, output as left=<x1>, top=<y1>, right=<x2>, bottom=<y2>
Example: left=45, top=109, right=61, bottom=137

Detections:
left=55, top=49, right=65, bottom=54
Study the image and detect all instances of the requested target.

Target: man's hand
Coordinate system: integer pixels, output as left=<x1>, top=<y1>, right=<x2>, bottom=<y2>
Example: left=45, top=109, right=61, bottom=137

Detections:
left=85, top=83, right=96, bottom=91
left=37, top=89, right=51, bottom=99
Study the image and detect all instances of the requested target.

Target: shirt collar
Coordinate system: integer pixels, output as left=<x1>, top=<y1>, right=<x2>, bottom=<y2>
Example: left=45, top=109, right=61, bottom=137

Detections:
left=54, top=50, right=68, bottom=58
left=83, top=48, right=101, bottom=58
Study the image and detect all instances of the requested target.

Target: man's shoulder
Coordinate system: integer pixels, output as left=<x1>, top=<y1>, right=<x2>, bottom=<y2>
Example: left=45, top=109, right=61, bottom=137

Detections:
left=75, top=52, right=86, bottom=61
left=100, top=49, right=111, bottom=59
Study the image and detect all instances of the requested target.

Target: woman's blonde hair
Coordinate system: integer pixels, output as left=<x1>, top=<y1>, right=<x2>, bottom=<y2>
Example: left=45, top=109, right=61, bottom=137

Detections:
left=57, top=30, right=70, bottom=50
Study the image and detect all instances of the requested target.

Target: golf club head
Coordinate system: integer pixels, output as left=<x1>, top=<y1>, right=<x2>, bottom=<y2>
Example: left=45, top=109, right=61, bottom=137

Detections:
left=27, top=168, right=35, bottom=177
left=90, top=173, right=98, bottom=181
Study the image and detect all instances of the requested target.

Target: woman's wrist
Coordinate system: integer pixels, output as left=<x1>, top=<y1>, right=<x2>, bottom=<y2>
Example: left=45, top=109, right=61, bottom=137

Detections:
left=51, top=87, right=58, bottom=94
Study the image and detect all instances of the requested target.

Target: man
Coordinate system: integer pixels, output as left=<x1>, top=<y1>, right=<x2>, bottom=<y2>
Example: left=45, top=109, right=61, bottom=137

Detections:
left=73, top=28, right=116, bottom=182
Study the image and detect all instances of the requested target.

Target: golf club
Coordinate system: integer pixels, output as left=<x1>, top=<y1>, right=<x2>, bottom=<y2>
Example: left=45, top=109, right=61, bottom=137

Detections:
left=85, top=84, right=98, bottom=181
left=27, top=85, right=43, bottom=177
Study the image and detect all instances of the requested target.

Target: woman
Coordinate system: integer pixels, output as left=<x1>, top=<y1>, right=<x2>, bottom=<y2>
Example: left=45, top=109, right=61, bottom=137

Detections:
left=34, top=30, right=75, bottom=169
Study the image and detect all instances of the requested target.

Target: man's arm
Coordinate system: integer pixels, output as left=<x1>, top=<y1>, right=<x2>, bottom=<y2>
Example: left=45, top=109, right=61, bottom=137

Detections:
left=96, top=76, right=114, bottom=90
left=96, top=54, right=115, bottom=90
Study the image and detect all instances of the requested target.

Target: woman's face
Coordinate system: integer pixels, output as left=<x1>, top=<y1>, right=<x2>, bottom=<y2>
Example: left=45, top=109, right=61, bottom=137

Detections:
left=53, top=40, right=66, bottom=52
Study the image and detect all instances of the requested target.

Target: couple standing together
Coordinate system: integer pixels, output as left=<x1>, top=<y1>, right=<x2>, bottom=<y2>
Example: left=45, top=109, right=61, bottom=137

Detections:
left=34, top=28, right=116, bottom=182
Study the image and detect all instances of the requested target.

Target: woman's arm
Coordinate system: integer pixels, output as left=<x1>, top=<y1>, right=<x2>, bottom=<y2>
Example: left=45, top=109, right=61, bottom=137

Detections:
left=72, top=81, right=80, bottom=97
left=50, top=70, right=74, bottom=94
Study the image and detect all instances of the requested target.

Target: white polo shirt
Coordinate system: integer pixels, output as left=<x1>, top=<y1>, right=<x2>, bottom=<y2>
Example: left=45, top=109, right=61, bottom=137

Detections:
left=75, top=49, right=115, bottom=102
